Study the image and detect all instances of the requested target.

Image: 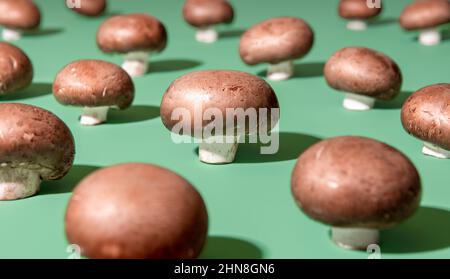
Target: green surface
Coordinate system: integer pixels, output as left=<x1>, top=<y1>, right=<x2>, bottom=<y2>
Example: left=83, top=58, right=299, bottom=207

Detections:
left=0, top=0, right=449, bottom=259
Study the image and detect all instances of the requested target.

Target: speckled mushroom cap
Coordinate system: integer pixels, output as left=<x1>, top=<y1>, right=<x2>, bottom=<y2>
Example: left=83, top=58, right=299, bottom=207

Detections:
left=0, top=103, right=75, bottom=180
left=96, top=13, right=167, bottom=54
left=70, top=0, right=106, bottom=17
left=324, top=47, right=402, bottom=100
left=291, top=136, right=421, bottom=229
left=339, top=0, right=382, bottom=20
left=160, top=70, right=280, bottom=137
left=401, top=83, right=450, bottom=150
left=400, top=0, right=450, bottom=30
left=0, top=42, right=33, bottom=95
left=65, top=163, right=208, bottom=259
left=183, top=0, right=234, bottom=28
left=0, top=0, right=41, bottom=30
left=53, top=59, right=134, bottom=109
left=239, top=17, right=314, bottom=65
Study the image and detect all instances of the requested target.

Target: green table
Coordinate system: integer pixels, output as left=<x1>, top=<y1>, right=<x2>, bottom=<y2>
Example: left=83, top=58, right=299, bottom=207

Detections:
left=0, top=0, right=449, bottom=259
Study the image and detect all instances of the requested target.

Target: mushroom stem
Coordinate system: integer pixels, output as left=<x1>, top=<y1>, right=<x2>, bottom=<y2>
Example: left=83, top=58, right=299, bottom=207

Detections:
left=0, top=167, right=41, bottom=200
left=195, top=26, right=218, bottom=43
left=419, top=28, right=441, bottom=46
left=422, top=142, right=450, bottom=159
left=331, top=227, right=379, bottom=250
left=267, top=60, right=294, bottom=81
left=122, top=51, right=150, bottom=77
left=2, top=28, right=22, bottom=41
left=343, top=93, right=375, bottom=111
left=199, top=135, right=239, bottom=164
left=80, top=106, right=110, bottom=126
left=346, top=20, right=367, bottom=31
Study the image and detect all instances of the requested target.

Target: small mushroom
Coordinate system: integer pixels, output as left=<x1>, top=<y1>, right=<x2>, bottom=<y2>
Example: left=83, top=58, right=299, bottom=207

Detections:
left=68, top=0, right=107, bottom=17
left=0, top=103, right=75, bottom=200
left=400, top=0, right=450, bottom=46
left=53, top=59, right=134, bottom=126
left=65, top=163, right=208, bottom=259
left=239, top=17, right=314, bottom=81
left=97, top=13, right=168, bottom=77
left=401, top=83, right=450, bottom=159
left=183, top=0, right=234, bottom=43
left=339, top=0, right=383, bottom=31
left=160, top=70, right=279, bottom=164
left=0, top=42, right=33, bottom=95
left=0, top=0, right=41, bottom=41
left=324, top=47, right=402, bottom=111
left=291, top=136, right=421, bottom=250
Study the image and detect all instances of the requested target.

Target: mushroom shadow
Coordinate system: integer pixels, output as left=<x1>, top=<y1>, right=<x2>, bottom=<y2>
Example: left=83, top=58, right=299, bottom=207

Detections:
left=0, top=82, right=52, bottom=101
left=107, top=105, right=160, bottom=124
left=381, top=206, right=450, bottom=253
left=257, top=62, right=325, bottom=79
left=40, top=165, right=100, bottom=195
left=376, top=91, right=413, bottom=110
left=149, top=59, right=202, bottom=73
left=199, top=236, right=263, bottom=259
left=442, top=28, right=450, bottom=41
left=25, top=28, right=64, bottom=37
left=219, top=28, right=246, bottom=39
left=368, top=17, right=398, bottom=27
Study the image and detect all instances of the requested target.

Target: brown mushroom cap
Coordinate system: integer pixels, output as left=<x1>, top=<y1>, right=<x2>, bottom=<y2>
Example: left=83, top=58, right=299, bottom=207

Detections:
left=0, top=103, right=75, bottom=180
left=183, top=0, right=234, bottom=28
left=96, top=13, right=167, bottom=54
left=239, top=17, right=314, bottom=65
left=0, top=0, right=41, bottom=30
left=0, top=42, right=33, bottom=95
left=339, top=0, right=382, bottom=20
left=291, top=136, right=421, bottom=229
left=400, top=0, right=450, bottom=30
left=324, top=47, right=402, bottom=100
left=65, top=163, right=208, bottom=259
left=70, top=0, right=106, bottom=17
left=401, top=83, right=450, bottom=150
left=160, top=70, right=280, bottom=136
left=53, top=59, right=134, bottom=109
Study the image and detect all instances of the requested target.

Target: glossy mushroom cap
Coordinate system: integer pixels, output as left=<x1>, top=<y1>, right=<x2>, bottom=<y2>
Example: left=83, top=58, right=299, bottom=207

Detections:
left=97, top=14, right=167, bottom=54
left=401, top=83, right=450, bottom=150
left=0, top=0, right=41, bottom=30
left=400, top=0, right=450, bottom=30
left=183, top=0, right=234, bottom=28
left=65, top=163, right=208, bottom=259
left=291, top=136, right=421, bottom=229
left=53, top=60, right=134, bottom=109
left=239, top=17, right=314, bottom=66
left=0, top=42, right=33, bottom=95
left=324, top=47, right=402, bottom=100
left=70, top=0, right=107, bottom=17
left=339, top=0, right=382, bottom=20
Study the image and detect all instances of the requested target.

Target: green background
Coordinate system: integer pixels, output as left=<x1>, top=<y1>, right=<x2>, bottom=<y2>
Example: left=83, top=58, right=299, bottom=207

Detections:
left=0, top=0, right=449, bottom=259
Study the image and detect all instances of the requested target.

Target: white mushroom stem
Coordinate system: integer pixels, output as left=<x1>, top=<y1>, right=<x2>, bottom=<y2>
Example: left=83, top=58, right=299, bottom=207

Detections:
left=2, top=28, right=22, bottom=41
left=80, top=106, right=110, bottom=126
left=346, top=20, right=367, bottom=31
left=331, top=227, right=379, bottom=250
left=422, top=142, right=450, bottom=159
left=267, top=60, right=294, bottom=81
left=122, top=51, right=150, bottom=77
left=199, top=135, right=239, bottom=164
left=343, top=93, right=375, bottom=111
left=418, top=28, right=441, bottom=46
left=0, top=167, right=41, bottom=200
left=195, top=26, right=218, bottom=43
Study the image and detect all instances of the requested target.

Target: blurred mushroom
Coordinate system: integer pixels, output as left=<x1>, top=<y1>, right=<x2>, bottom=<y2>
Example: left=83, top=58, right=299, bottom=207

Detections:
left=0, top=42, right=33, bottom=95
left=0, top=0, right=41, bottom=41
left=339, top=0, right=383, bottom=31
left=68, top=0, right=107, bottom=17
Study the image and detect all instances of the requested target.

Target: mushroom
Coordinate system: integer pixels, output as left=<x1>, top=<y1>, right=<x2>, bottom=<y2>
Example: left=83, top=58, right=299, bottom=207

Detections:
left=400, top=0, right=450, bottom=46
left=0, top=0, right=41, bottom=41
left=65, top=163, right=208, bottom=259
left=401, top=83, right=450, bottom=159
left=53, top=59, right=134, bottom=126
left=0, top=42, right=33, bottom=96
left=338, top=0, right=383, bottom=31
left=291, top=136, right=421, bottom=250
left=239, top=17, right=314, bottom=81
left=68, top=0, right=107, bottom=17
left=324, top=47, right=402, bottom=111
left=97, top=13, right=167, bottom=77
left=0, top=103, right=75, bottom=200
left=160, top=70, right=280, bottom=164
left=183, top=0, right=234, bottom=43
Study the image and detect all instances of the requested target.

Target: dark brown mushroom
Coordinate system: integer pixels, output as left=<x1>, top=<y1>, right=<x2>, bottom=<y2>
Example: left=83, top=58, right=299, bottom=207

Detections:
left=67, top=0, right=107, bottom=17
left=0, top=0, right=41, bottom=41
left=339, top=0, right=383, bottom=30
left=0, top=42, right=33, bottom=95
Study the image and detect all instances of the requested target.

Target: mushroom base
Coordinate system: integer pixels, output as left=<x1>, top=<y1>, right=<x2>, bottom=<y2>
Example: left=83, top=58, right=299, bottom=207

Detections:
left=2, top=28, right=22, bottom=41
left=422, top=142, right=450, bottom=159
left=346, top=20, right=367, bottom=31
left=80, top=106, right=110, bottom=126
left=343, top=93, right=375, bottom=111
left=122, top=51, right=149, bottom=77
left=331, top=227, right=379, bottom=250
left=199, top=136, right=239, bottom=164
left=0, top=167, right=41, bottom=200
left=419, top=28, right=441, bottom=46
left=267, top=61, right=294, bottom=81
left=196, top=26, right=218, bottom=43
